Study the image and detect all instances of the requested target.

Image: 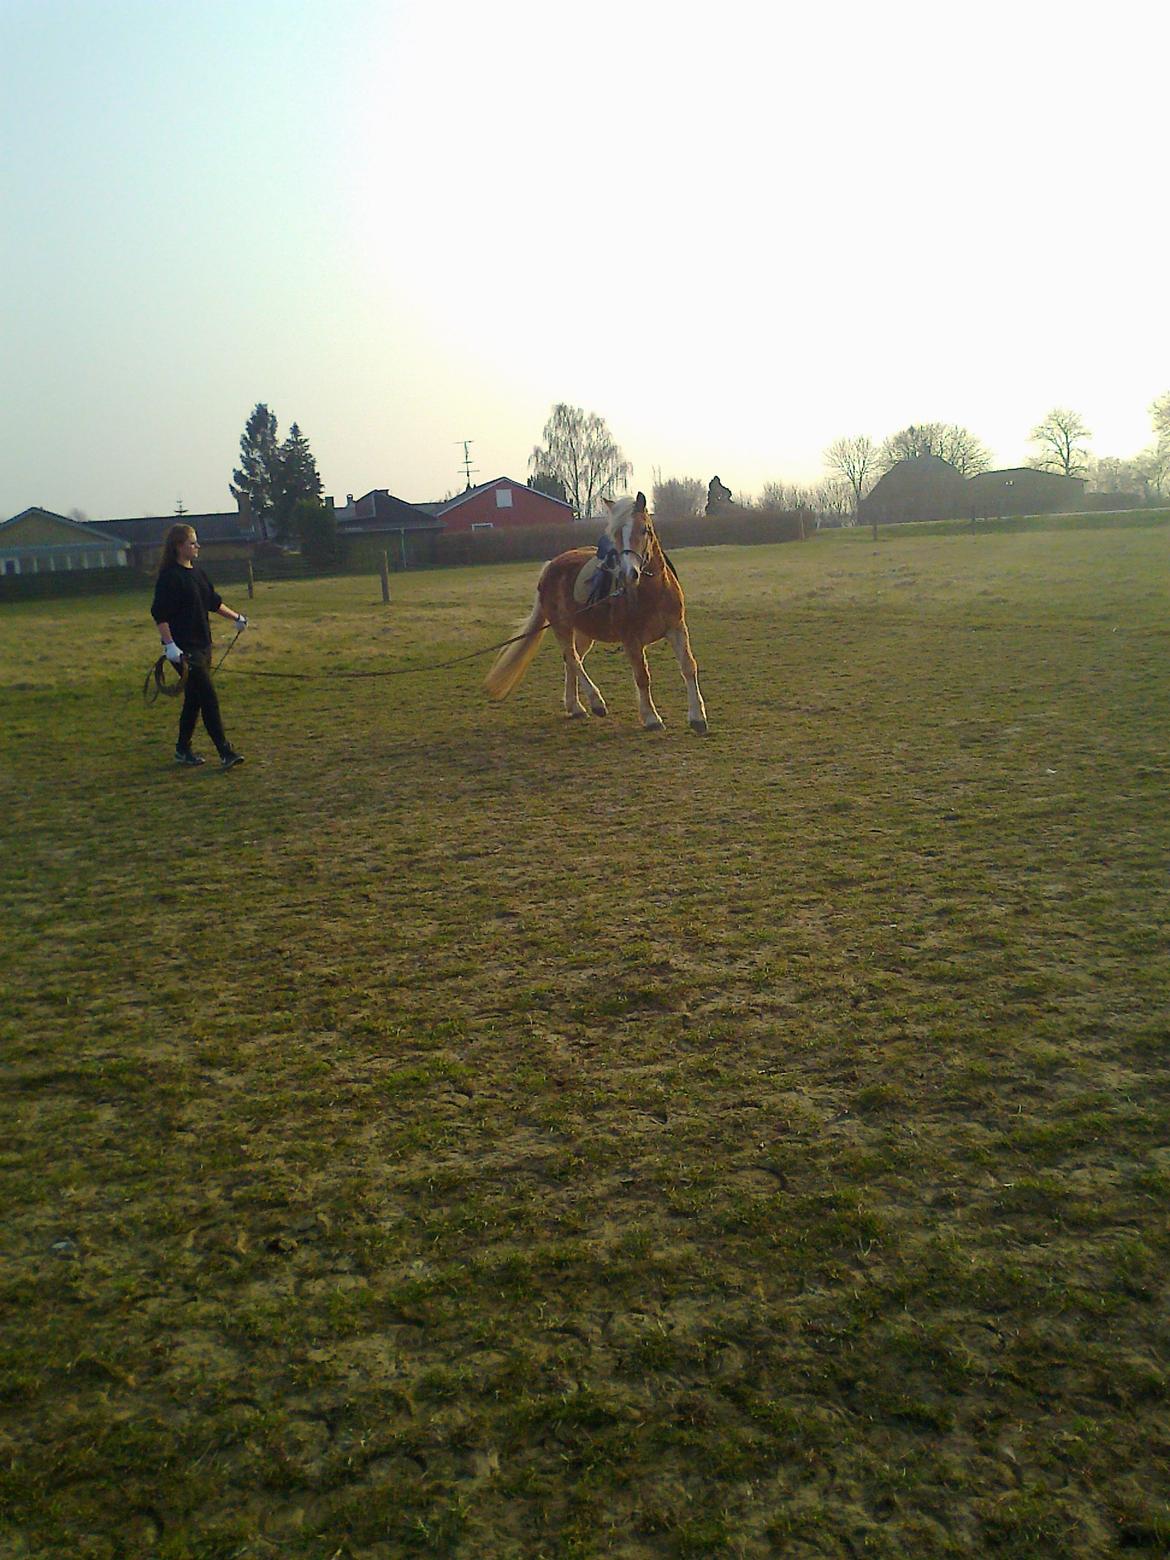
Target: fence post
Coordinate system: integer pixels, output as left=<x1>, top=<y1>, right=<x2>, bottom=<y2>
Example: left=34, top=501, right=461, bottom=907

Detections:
left=247, top=561, right=255, bottom=599
left=380, top=551, right=391, bottom=604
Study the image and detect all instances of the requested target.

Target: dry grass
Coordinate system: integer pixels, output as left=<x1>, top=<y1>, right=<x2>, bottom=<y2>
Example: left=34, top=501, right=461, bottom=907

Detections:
left=1, top=522, right=1169, bottom=1558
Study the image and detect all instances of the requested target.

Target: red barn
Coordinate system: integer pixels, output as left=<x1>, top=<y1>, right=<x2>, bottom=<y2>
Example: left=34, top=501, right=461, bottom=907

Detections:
left=436, top=477, right=574, bottom=533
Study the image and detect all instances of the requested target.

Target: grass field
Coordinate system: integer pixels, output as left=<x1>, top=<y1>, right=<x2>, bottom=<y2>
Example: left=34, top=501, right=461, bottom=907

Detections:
left=2, top=521, right=1169, bottom=1559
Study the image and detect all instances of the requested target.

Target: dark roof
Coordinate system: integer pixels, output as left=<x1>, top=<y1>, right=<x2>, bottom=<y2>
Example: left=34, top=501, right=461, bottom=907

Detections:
left=968, top=467, right=1085, bottom=487
left=336, top=490, right=444, bottom=532
left=864, top=455, right=967, bottom=496
left=85, top=510, right=260, bottom=546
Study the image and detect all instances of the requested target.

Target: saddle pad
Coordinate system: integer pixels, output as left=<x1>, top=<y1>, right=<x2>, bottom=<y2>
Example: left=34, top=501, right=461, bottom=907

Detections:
left=572, top=557, right=608, bottom=606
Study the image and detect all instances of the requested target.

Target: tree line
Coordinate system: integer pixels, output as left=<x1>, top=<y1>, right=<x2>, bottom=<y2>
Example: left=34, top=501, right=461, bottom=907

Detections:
left=527, top=395, right=1170, bottom=529
left=229, top=387, right=1170, bottom=553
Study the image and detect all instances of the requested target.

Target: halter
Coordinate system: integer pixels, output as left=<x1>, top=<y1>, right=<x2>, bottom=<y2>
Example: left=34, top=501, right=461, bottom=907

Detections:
left=616, top=517, right=659, bottom=578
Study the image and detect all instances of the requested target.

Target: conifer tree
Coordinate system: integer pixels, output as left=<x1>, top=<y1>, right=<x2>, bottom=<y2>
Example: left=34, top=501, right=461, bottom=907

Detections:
left=272, top=423, right=324, bottom=541
left=230, top=407, right=324, bottom=541
left=230, top=404, right=281, bottom=536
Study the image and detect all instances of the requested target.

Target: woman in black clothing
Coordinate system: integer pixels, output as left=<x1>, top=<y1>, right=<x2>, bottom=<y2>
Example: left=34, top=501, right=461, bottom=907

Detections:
left=151, top=523, right=248, bottom=769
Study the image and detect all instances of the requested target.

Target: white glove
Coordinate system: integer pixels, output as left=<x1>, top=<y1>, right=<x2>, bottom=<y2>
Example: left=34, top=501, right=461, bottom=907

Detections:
left=235, top=615, right=248, bottom=631
left=163, top=642, right=183, bottom=665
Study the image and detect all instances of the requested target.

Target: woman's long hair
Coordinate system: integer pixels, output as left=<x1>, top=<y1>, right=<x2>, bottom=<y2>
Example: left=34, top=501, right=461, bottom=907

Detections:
left=158, top=523, right=196, bottom=573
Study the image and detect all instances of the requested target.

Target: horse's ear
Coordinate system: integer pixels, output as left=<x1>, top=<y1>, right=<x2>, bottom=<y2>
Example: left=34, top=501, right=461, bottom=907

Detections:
left=635, top=491, right=647, bottom=513
left=601, top=498, right=614, bottom=513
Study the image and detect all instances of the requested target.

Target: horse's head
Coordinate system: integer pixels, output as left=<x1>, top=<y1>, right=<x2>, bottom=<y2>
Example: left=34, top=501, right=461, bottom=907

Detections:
left=601, top=491, right=652, bottom=589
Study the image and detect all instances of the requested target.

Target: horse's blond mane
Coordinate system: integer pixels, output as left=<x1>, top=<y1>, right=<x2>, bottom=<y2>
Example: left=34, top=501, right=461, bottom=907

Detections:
left=602, top=495, right=640, bottom=540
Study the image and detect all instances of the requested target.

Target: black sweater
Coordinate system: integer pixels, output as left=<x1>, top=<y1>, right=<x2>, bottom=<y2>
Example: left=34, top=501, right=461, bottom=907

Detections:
left=151, top=564, right=222, bottom=654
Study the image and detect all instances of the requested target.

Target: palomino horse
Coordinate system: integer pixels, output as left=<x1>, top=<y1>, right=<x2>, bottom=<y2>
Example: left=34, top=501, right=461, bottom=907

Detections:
left=484, top=493, right=708, bottom=733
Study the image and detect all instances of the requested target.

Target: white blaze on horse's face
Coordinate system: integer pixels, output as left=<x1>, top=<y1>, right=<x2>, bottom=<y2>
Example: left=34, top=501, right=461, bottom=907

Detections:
left=606, top=495, right=648, bottom=587
left=619, top=518, right=641, bottom=585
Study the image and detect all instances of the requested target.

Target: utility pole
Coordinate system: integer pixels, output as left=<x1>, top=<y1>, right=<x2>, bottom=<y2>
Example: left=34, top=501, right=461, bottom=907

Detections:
left=457, top=439, right=478, bottom=492
left=174, top=499, right=188, bottom=517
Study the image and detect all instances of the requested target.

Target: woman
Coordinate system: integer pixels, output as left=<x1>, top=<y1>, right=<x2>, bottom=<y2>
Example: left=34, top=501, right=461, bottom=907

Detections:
left=151, top=523, right=248, bottom=769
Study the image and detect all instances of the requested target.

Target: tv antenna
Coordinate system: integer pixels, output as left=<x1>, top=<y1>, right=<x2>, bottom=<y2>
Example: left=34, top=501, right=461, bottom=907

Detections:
left=457, top=439, right=479, bottom=491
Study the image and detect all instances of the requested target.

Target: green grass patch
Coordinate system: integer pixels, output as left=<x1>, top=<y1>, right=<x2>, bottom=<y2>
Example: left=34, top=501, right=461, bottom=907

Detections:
left=2, top=524, right=1169, bottom=1555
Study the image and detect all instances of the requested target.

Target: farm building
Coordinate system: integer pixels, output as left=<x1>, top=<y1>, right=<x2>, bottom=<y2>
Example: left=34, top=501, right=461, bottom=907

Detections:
left=966, top=467, right=1086, bottom=517
left=859, top=455, right=968, bottom=525
left=433, top=477, right=574, bottom=532
left=84, top=502, right=262, bottom=571
left=331, top=490, right=445, bottom=568
left=860, top=457, right=1089, bottom=525
left=0, top=508, right=132, bottom=576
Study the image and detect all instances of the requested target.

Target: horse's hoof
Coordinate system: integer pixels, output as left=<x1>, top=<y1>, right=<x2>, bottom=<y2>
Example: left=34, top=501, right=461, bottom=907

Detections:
left=644, top=718, right=666, bottom=732
left=567, top=709, right=587, bottom=720
left=689, top=719, right=709, bottom=735
left=590, top=705, right=608, bottom=718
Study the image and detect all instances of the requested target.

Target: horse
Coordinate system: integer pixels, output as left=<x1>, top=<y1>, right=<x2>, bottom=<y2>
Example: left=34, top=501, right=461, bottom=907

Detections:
left=484, top=492, right=708, bottom=734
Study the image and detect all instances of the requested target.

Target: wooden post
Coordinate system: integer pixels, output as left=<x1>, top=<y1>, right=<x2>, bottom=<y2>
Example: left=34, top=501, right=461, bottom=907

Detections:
left=380, top=551, right=391, bottom=604
left=247, top=561, right=255, bottom=599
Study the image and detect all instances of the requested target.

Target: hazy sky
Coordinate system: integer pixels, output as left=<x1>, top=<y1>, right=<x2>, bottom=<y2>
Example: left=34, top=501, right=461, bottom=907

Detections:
left=2, top=0, right=1165, bottom=520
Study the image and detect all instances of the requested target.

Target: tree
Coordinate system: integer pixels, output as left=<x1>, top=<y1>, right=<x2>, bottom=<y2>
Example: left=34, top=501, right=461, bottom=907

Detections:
left=230, top=406, right=325, bottom=541
left=293, top=499, right=339, bottom=568
left=1030, top=408, right=1091, bottom=478
left=1152, top=391, right=1170, bottom=455
left=529, top=404, right=631, bottom=520
left=1134, top=443, right=1170, bottom=501
left=1088, top=456, right=1139, bottom=494
left=879, top=422, right=991, bottom=476
left=272, top=423, right=323, bottom=541
left=527, top=471, right=569, bottom=505
left=823, top=434, right=878, bottom=517
left=231, top=404, right=282, bottom=535
left=651, top=476, right=705, bottom=522
left=706, top=475, right=734, bottom=516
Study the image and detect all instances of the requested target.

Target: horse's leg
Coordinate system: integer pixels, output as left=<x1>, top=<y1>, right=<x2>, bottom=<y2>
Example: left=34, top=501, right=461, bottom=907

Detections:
left=554, top=627, right=598, bottom=718
left=625, top=642, right=665, bottom=730
left=666, top=622, right=708, bottom=734
left=573, top=631, right=607, bottom=717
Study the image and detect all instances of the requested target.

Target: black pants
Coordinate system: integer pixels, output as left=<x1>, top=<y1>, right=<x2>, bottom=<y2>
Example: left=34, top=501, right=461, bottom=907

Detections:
left=177, top=650, right=228, bottom=755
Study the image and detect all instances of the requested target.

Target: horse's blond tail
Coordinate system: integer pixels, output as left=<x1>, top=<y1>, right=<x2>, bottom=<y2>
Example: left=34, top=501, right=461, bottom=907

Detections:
left=484, top=589, right=548, bottom=701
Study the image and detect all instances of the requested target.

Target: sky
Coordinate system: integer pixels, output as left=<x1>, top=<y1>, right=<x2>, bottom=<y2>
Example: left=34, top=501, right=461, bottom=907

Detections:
left=2, top=0, right=1166, bottom=520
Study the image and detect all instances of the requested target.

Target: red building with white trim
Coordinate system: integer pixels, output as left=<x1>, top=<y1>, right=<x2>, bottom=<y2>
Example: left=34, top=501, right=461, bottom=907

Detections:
left=436, top=477, right=574, bottom=533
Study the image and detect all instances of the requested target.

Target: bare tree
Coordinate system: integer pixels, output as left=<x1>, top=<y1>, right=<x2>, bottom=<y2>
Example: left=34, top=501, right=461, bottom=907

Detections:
left=879, top=422, right=991, bottom=476
left=529, top=403, right=631, bottom=520
left=937, top=425, right=992, bottom=476
left=823, top=434, right=879, bottom=517
left=651, top=475, right=705, bottom=522
left=1088, top=456, right=1139, bottom=494
left=1135, top=443, right=1170, bottom=501
left=1030, top=408, right=1092, bottom=478
left=1152, top=391, right=1170, bottom=456
left=811, top=478, right=853, bottom=524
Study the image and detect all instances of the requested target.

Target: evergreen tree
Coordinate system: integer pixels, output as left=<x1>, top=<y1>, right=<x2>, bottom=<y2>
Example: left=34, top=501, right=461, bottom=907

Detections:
left=273, top=423, right=324, bottom=541
left=292, top=498, right=339, bottom=568
left=230, top=404, right=282, bottom=536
